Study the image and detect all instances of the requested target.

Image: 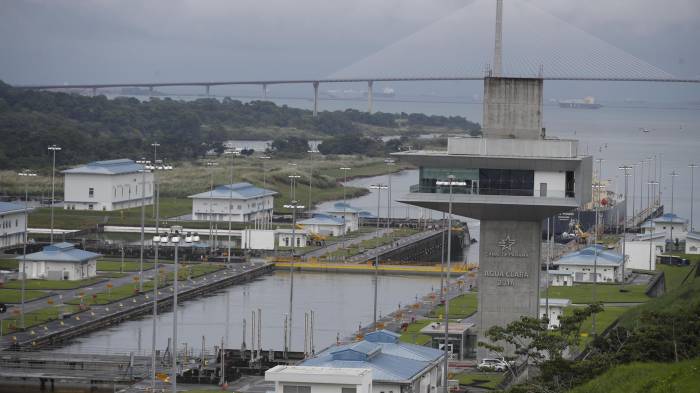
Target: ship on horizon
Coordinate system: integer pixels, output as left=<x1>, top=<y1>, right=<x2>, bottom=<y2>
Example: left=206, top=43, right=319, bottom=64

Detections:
left=558, top=96, right=602, bottom=109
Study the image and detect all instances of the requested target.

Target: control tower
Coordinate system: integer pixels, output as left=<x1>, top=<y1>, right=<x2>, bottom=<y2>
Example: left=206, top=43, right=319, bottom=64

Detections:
left=393, top=75, right=592, bottom=358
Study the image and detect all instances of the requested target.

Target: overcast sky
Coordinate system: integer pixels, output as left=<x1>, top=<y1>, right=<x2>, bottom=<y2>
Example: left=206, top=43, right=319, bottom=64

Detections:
left=1, top=0, right=698, bottom=100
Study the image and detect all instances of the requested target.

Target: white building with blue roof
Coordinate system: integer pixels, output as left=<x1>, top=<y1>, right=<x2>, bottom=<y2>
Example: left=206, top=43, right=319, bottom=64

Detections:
left=325, top=203, right=368, bottom=232
left=18, top=242, right=100, bottom=280
left=641, top=214, right=688, bottom=241
left=686, top=232, right=700, bottom=255
left=301, top=330, right=444, bottom=393
left=0, top=202, right=30, bottom=250
left=298, top=214, right=348, bottom=237
left=62, top=159, right=154, bottom=211
left=555, top=245, right=623, bottom=283
left=188, top=182, right=277, bottom=224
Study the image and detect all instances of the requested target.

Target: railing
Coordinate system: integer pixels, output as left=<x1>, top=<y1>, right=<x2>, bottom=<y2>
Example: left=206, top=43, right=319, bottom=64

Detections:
left=409, top=184, right=574, bottom=199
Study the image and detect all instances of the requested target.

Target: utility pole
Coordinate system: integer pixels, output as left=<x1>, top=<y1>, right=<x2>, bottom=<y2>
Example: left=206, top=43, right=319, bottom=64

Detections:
left=283, top=199, right=304, bottom=352
left=690, top=164, right=698, bottom=232
left=339, top=167, right=351, bottom=260
left=18, top=170, right=36, bottom=330
left=138, top=159, right=149, bottom=293
left=619, top=165, right=633, bottom=283
left=670, top=170, right=679, bottom=245
left=369, top=184, right=388, bottom=329
left=206, top=161, right=218, bottom=254
left=47, top=145, right=61, bottom=243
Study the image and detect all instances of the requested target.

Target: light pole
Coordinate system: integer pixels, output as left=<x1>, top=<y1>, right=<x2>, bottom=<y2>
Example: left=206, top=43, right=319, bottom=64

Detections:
left=307, top=150, right=320, bottom=213
left=670, top=170, right=679, bottom=245
left=631, top=163, right=637, bottom=224
left=283, top=200, right=304, bottom=352
left=150, top=175, right=161, bottom=393
left=591, top=183, right=606, bottom=337
left=137, top=159, right=151, bottom=293
left=18, top=170, right=36, bottom=330
left=259, top=155, right=271, bottom=190
left=690, top=164, right=698, bottom=232
left=287, top=163, right=299, bottom=200
left=384, top=159, right=395, bottom=241
left=226, top=150, right=240, bottom=263
left=648, top=181, right=659, bottom=270
left=47, top=145, right=61, bottom=244
left=369, top=184, right=388, bottom=329
left=339, top=167, right=351, bottom=259
left=435, top=175, right=465, bottom=387
left=151, top=142, right=160, bottom=165
left=206, top=161, right=218, bottom=253
left=619, top=165, right=633, bottom=283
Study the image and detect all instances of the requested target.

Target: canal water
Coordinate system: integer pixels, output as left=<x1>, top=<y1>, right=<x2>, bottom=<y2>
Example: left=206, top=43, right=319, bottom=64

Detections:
left=53, top=271, right=441, bottom=355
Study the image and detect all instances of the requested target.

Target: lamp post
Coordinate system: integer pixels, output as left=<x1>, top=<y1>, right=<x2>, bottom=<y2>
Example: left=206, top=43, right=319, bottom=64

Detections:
left=18, top=170, right=36, bottom=330
left=206, top=162, right=218, bottom=253
left=47, top=145, right=61, bottom=243
left=384, top=159, right=395, bottom=240
left=339, top=167, right=351, bottom=259
left=283, top=200, right=304, bottom=352
left=259, top=155, right=271, bottom=190
left=137, top=159, right=151, bottom=293
left=648, top=181, right=659, bottom=270
left=591, top=183, right=606, bottom=337
left=226, top=150, right=240, bottom=263
left=690, top=164, right=698, bottom=232
left=307, top=150, right=320, bottom=213
left=369, top=184, right=388, bottom=329
left=619, top=165, right=633, bottom=283
left=670, top=170, right=679, bottom=245
left=150, top=175, right=161, bottom=393
left=631, top=163, right=637, bottom=225
left=435, top=175, right=465, bottom=386
left=287, top=163, right=299, bottom=200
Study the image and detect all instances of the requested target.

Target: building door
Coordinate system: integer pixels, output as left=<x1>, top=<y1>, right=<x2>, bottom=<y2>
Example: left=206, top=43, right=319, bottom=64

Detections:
left=539, top=182, right=547, bottom=197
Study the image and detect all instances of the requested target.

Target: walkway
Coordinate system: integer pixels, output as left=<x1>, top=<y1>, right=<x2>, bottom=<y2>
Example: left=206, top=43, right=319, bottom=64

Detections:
left=301, top=228, right=393, bottom=258
left=349, top=229, right=443, bottom=263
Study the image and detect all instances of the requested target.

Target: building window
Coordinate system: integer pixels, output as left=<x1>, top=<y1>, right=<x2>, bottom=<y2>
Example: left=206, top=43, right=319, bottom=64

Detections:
left=342, top=389, right=357, bottom=393
left=283, top=385, right=311, bottom=393
left=89, top=188, right=94, bottom=198
left=88, top=204, right=94, bottom=210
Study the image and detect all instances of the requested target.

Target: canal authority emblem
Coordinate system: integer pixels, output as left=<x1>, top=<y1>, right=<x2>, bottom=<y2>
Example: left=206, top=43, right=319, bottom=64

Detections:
left=498, top=235, right=516, bottom=253
left=487, top=235, right=528, bottom=258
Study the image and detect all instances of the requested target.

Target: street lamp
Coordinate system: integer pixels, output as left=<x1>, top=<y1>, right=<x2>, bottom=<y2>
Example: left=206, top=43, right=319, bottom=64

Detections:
left=151, top=142, right=160, bottom=164
left=206, top=162, right=218, bottom=253
left=17, top=170, right=36, bottom=330
left=282, top=200, right=304, bottom=351
left=435, top=175, right=465, bottom=386
left=149, top=174, right=162, bottom=393
left=689, top=164, right=698, bottom=232
left=226, top=150, right=240, bottom=263
left=384, top=159, right=395, bottom=235
left=368, top=184, right=388, bottom=329
left=157, top=230, right=193, bottom=393
left=618, top=165, right=633, bottom=283
left=591, top=183, right=606, bottom=336
left=307, top=150, right=320, bottom=213
left=669, top=170, right=679, bottom=245
left=648, top=181, right=659, bottom=270
left=339, top=167, right=351, bottom=260
left=258, top=155, right=271, bottom=190
left=47, top=145, right=61, bottom=244
left=137, top=160, right=151, bottom=293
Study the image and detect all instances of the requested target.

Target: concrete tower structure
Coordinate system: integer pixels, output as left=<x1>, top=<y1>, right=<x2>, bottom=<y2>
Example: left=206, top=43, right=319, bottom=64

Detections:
left=394, top=76, right=591, bottom=361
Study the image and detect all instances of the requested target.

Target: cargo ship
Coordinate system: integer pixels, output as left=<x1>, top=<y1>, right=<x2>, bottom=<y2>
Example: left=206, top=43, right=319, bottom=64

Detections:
left=558, top=96, right=602, bottom=109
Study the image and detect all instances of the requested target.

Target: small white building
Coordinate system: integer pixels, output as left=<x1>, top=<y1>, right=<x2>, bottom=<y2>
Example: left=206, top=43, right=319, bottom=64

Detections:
left=63, top=159, right=154, bottom=211
left=652, top=213, right=688, bottom=242
left=266, top=366, right=373, bottom=393
left=624, top=233, right=664, bottom=270
left=547, top=270, right=574, bottom=287
left=18, top=242, right=100, bottom=280
left=0, top=202, right=30, bottom=250
left=686, top=232, right=700, bottom=254
left=556, top=245, right=623, bottom=283
left=325, top=203, right=364, bottom=233
left=241, top=228, right=310, bottom=250
left=188, top=182, right=276, bottom=224
left=298, top=214, right=347, bottom=237
left=539, top=298, right=571, bottom=329
left=302, top=330, right=444, bottom=393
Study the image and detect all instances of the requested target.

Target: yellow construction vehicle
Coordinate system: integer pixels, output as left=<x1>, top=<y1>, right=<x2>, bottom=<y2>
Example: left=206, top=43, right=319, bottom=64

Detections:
left=574, top=223, right=590, bottom=244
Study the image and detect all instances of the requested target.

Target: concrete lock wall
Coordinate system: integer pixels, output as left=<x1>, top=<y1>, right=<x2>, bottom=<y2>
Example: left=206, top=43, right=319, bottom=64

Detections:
left=477, top=220, right=541, bottom=359
left=482, top=77, right=543, bottom=140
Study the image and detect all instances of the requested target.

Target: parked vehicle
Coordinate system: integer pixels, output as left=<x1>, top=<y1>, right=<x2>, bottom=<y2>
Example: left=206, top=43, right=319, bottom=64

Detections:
left=477, top=358, right=510, bottom=372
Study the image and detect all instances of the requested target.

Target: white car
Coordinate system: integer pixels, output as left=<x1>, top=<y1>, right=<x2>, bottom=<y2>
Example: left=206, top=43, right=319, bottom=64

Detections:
left=477, top=358, right=510, bottom=372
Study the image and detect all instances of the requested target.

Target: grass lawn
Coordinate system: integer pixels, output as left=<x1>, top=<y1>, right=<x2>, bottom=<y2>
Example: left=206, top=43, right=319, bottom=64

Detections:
left=455, top=372, right=505, bottom=389
left=0, top=289, right=47, bottom=303
left=570, top=357, right=700, bottom=393
left=656, top=263, right=693, bottom=291
left=1, top=304, right=81, bottom=336
left=0, top=259, right=19, bottom=270
left=1, top=277, right=103, bottom=290
left=399, top=319, right=434, bottom=345
left=97, top=260, right=155, bottom=272
left=66, top=281, right=155, bottom=305
left=565, top=306, right=628, bottom=346
left=544, top=283, right=649, bottom=304
left=429, top=293, right=478, bottom=319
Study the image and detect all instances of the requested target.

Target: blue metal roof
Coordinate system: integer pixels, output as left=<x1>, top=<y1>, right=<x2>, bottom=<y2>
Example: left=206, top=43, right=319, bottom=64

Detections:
left=653, top=213, right=687, bottom=224
left=298, top=213, right=345, bottom=226
left=0, top=202, right=28, bottom=215
left=18, top=242, right=101, bottom=263
left=301, top=330, right=443, bottom=383
left=63, top=159, right=144, bottom=175
left=188, top=182, right=277, bottom=200
left=557, top=246, right=623, bottom=267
